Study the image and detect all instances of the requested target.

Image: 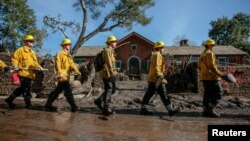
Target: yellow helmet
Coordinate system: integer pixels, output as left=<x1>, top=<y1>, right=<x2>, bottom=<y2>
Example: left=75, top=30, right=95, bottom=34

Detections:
left=60, top=38, right=72, bottom=46
left=106, top=35, right=117, bottom=43
left=23, top=35, right=34, bottom=41
left=204, top=38, right=216, bottom=46
left=154, top=41, right=165, bottom=49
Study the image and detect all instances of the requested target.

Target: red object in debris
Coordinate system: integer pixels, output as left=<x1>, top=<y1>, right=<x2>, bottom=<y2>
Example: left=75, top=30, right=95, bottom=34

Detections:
left=11, top=72, right=20, bottom=86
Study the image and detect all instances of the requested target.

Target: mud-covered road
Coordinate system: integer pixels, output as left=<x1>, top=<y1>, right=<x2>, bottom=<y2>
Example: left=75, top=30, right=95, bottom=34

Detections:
left=0, top=98, right=249, bottom=141
left=0, top=81, right=249, bottom=141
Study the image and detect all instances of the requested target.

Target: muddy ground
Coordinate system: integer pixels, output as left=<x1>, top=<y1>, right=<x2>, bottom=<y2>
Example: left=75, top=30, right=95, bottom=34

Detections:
left=0, top=81, right=249, bottom=141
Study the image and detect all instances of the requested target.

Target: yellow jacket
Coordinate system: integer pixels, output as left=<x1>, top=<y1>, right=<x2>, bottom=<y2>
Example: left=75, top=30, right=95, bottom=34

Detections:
left=55, top=49, right=80, bottom=82
left=99, top=47, right=117, bottom=78
left=0, top=60, right=7, bottom=69
left=198, top=49, right=222, bottom=80
left=12, top=46, right=41, bottom=79
left=147, top=51, right=165, bottom=82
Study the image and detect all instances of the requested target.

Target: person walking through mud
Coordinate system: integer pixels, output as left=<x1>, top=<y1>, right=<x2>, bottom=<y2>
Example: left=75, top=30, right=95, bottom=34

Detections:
left=94, top=35, right=118, bottom=115
left=45, top=38, right=81, bottom=112
left=140, top=41, right=180, bottom=116
left=198, top=39, right=223, bottom=117
left=5, top=35, right=46, bottom=109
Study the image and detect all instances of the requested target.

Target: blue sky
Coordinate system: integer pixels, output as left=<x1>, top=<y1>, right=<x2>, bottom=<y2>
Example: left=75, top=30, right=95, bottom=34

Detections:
left=27, top=0, right=250, bottom=55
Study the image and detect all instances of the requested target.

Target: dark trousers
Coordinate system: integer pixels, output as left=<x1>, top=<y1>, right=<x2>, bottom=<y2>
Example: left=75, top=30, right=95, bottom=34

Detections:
left=6, top=76, right=32, bottom=106
left=202, top=80, right=223, bottom=108
left=45, top=81, right=77, bottom=108
left=97, top=78, right=116, bottom=103
left=141, top=82, right=171, bottom=106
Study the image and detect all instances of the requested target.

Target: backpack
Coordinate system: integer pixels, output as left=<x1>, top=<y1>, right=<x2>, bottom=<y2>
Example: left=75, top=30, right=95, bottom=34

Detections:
left=94, top=50, right=104, bottom=72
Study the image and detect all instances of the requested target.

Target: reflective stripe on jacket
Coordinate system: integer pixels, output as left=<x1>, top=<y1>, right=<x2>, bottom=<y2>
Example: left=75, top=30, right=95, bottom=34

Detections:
left=0, top=60, right=7, bottom=69
left=11, top=46, right=41, bottom=79
left=147, top=51, right=165, bottom=82
left=198, top=49, right=221, bottom=80
left=99, top=47, right=117, bottom=78
left=55, top=49, right=80, bottom=82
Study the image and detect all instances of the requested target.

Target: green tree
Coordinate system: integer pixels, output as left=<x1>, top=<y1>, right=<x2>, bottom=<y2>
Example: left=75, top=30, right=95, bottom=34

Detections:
left=209, top=12, right=250, bottom=54
left=43, top=0, right=155, bottom=54
left=0, top=0, right=47, bottom=53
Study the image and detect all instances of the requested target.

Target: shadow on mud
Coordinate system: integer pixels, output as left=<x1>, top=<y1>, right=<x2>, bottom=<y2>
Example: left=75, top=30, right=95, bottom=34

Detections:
left=1, top=103, right=249, bottom=121
left=222, top=114, right=250, bottom=119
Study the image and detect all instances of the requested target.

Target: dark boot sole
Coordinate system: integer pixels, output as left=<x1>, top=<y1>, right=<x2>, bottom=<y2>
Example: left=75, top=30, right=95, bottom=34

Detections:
left=94, top=100, right=103, bottom=110
left=71, top=107, right=80, bottom=112
left=102, top=111, right=115, bottom=116
left=45, top=106, right=57, bottom=112
left=5, top=99, right=16, bottom=109
left=202, top=112, right=220, bottom=118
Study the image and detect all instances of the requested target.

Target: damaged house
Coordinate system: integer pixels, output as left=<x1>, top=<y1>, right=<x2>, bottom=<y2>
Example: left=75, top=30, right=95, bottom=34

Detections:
left=73, top=32, right=248, bottom=77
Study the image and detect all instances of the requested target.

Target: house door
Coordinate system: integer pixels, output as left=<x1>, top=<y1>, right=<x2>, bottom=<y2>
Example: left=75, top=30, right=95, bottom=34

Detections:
left=128, top=56, right=140, bottom=75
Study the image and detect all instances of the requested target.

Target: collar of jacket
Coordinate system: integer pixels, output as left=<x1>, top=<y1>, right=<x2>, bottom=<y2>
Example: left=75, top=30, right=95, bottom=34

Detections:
left=153, top=51, right=161, bottom=55
left=23, top=46, right=32, bottom=53
left=106, top=47, right=113, bottom=50
left=62, top=49, right=71, bottom=57
left=204, top=48, right=213, bottom=53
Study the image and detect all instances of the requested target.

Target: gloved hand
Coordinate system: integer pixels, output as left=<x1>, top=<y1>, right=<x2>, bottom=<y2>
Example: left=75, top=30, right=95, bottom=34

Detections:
left=221, top=73, right=236, bottom=83
left=73, top=72, right=81, bottom=80
left=74, top=72, right=81, bottom=76
left=115, top=68, right=120, bottom=71
left=12, top=66, right=19, bottom=71
left=155, top=75, right=164, bottom=88
left=39, top=67, right=48, bottom=71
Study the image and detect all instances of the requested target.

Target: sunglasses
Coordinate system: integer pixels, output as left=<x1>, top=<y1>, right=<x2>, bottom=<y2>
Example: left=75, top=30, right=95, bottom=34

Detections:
left=26, top=40, right=34, bottom=43
left=64, top=44, right=72, bottom=46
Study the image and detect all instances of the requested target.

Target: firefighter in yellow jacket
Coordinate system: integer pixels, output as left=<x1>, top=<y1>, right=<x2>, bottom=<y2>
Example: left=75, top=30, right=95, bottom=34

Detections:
left=5, top=35, right=44, bottom=109
left=94, top=35, right=118, bottom=115
left=45, top=38, right=81, bottom=112
left=198, top=39, right=223, bottom=117
left=140, top=41, right=179, bottom=116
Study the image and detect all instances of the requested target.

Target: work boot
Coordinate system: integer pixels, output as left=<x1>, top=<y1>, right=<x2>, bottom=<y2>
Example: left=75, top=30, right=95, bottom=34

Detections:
left=140, top=105, right=153, bottom=115
left=211, top=108, right=220, bottom=117
left=203, top=108, right=220, bottom=118
left=94, top=98, right=103, bottom=110
left=166, top=104, right=180, bottom=116
left=102, top=102, right=115, bottom=115
left=24, top=98, right=33, bottom=109
left=203, top=103, right=220, bottom=118
left=102, top=108, right=115, bottom=115
left=71, top=106, right=80, bottom=112
left=45, top=94, right=58, bottom=111
left=5, top=95, right=17, bottom=109
left=45, top=106, right=57, bottom=112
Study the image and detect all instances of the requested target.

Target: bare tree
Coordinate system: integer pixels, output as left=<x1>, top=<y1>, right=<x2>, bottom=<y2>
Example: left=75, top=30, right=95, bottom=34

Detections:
left=43, top=0, right=155, bottom=54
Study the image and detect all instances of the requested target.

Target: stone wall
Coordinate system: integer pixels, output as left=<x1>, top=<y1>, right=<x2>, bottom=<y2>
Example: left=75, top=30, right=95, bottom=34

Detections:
left=165, top=62, right=250, bottom=97
left=1, top=52, right=250, bottom=97
left=220, top=66, right=250, bottom=97
left=0, top=53, right=15, bottom=95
